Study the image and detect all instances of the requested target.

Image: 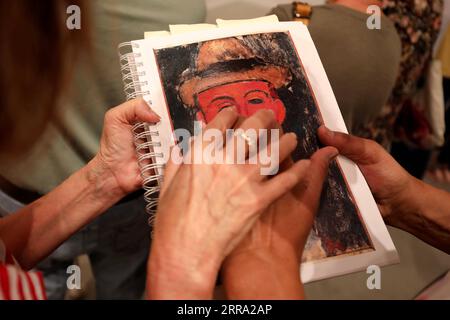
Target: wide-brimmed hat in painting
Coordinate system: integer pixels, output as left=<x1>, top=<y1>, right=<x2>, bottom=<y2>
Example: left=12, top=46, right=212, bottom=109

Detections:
left=178, top=37, right=292, bottom=107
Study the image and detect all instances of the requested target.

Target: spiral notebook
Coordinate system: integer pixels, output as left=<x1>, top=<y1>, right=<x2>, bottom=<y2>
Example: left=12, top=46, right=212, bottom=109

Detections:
left=118, top=18, right=399, bottom=283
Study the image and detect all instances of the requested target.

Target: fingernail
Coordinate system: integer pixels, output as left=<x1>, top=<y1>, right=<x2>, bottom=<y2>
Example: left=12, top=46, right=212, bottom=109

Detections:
left=151, top=110, right=161, bottom=120
left=221, top=106, right=237, bottom=113
left=322, top=126, right=334, bottom=138
left=287, top=132, right=298, bottom=141
left=328, top=148, right=339, bottom=161
left=145, top=103, right=161, bottom=120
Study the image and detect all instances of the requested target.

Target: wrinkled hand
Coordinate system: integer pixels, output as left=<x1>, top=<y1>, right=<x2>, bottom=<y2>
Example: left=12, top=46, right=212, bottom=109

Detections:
left=148, top=108, right=310, bottom=299
left=318, top=126, right=413, bottom=223
left=93, top=98, right=160, bottom=197
left=226, top=146, right=337, bottom=260
left=222, top=145, right=337, bottom=299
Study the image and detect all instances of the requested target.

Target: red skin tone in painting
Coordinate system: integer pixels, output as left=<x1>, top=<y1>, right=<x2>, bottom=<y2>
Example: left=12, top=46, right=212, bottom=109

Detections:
left=196, top=80, right=286, bottom=124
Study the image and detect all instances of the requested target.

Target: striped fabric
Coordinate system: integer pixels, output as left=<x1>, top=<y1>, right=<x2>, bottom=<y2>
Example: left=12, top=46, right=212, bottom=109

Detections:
left=0, top=240, right=46, bottom=300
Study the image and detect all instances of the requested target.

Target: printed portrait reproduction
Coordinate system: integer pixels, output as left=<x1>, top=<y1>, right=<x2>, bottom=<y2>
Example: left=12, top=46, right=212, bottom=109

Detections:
left=154, top=32, right=373, bottom=262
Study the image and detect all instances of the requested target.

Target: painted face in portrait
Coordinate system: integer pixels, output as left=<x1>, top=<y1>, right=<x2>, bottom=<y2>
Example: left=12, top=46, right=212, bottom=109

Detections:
left=195, top=80, right=286, bottom=124
left=178, top=37, right=292, bottom=126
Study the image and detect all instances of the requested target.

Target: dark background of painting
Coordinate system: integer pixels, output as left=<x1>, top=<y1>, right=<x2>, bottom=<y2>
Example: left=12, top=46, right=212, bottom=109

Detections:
left=154, top=32, right=372, bottom=259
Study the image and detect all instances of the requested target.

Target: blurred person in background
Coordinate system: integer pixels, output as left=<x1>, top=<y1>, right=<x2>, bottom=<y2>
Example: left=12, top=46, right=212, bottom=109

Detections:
left=0, top=0, right=206, bottom=299
left=272, top=0, right=444, bottom=180
left=426, top=6, right=450, bottom=184
left=271, top=0, right=402, bottom=134
left=360, top=0, right=444, bottom=179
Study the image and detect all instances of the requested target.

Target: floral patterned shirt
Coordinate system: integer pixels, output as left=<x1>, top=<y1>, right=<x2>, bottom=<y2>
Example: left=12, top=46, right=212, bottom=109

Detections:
left=354, top=0, right=443, bottom=147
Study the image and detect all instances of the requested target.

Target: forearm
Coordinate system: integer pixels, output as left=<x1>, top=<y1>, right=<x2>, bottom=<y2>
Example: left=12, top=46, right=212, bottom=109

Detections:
left=222, top=249, right=304, bottom=300
left=146, top=239, right=222, bottom=300
left=388, top=178, right=450, bottom=254
left=0, top=156, right=126, bottom=269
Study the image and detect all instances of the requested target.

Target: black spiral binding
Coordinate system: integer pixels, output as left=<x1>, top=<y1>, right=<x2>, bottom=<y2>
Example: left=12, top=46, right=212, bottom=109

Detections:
left=118, top=42, right=164, bottom=227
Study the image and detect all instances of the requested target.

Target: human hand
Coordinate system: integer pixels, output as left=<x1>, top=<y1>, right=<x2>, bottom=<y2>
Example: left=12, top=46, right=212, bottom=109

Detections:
left=222, top=146, right=337, bottom=299
left=317, top=126, right=415, bottom=224
left=226, top=147, right=337, bottom=258
left=91, top=98, right=160, bottom=200
left=147, top=108, right=310, bottom=299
